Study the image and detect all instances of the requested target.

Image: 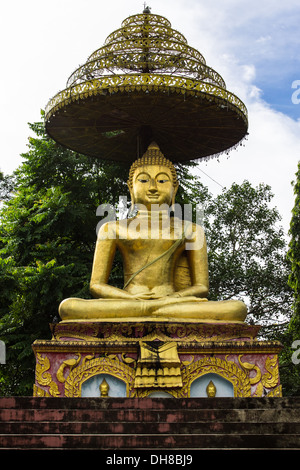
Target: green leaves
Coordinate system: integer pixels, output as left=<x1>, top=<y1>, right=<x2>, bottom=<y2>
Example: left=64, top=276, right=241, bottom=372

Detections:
left=204, top=181, right=292, bottom=330
left=0, top=115, right=131, bottom=394
left=278, top=161, right=300, bottom=396
left=288, top=161, right=300, bottom=313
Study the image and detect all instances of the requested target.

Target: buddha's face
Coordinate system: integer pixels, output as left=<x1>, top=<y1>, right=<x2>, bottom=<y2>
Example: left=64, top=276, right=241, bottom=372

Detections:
left=130, top=164, right=178, bottom=210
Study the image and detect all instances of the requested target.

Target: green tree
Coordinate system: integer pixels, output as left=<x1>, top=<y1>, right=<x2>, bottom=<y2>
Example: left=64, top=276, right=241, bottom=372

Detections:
left=287, top=161, right=300, bottom=319
left=203, top=181, right=295, bottom=395
left=280, top=161, right=300, bottom=395
left=0, top=170, right=14, bottom=203
left=204, top=181, right=292, bottom=336
left=0, top=118, right=130, bottom=394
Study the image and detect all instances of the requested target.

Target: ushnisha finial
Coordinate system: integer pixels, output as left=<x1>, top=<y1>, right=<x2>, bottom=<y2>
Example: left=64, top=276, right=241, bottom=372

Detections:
left=99, top=378, right=109, bottom=397
left=127, top=142, right=178, bottom=189
left=143, top=3, right=151, bottom=14
left=206, top=380, right=217, bottom=398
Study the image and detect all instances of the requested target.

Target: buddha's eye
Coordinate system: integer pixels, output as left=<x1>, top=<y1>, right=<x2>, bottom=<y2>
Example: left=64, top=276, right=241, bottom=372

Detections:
left=157, top=179, right=169, bottom=183
left=138, top=178, right=149, bottom=183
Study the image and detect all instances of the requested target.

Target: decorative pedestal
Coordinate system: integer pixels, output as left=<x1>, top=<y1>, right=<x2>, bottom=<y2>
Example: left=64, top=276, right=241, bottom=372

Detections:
left=32, top=322, right=282, bottom=398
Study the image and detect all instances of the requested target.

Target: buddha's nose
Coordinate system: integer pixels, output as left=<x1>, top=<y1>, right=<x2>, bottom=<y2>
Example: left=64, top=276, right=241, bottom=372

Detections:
left=148, top=179, right=158, bottom=192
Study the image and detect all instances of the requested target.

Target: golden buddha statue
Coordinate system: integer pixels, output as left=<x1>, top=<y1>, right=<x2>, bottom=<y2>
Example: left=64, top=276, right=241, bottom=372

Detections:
left=59, top=143, right=247, bottom=323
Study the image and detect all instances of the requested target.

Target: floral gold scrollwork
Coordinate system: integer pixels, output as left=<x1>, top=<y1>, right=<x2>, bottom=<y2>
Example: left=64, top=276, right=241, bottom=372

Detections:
left=51, top=322, right=259, bottom=344
left=64, top=355, right=136, bottom=397
left=121, top=353, right=137, bottom=368
left=45, top=74, right=248, bottom=123
left=56, top=355, right=82, bottom=383
left=238, top=355, right=262, bottom=385
left=136, top=388, right=179, bottom=398
left=35, top=353, right=60, bottom=397
left=262, top=355, right=279, bottom=389
left=181, top=356, right=195, bottom=367
left=238, top=354, right=280, bottom=397
left=33, top=384, right=51, bottom=397
left=54, top=323, right=100, bottom=341
left=266, top=385, right=282, bottom=397
left=180, top=356, right=251, bottom=398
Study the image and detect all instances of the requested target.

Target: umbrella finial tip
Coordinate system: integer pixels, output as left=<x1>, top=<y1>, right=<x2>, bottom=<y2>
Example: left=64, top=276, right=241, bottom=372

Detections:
left=143, top=3, right=151, bottom=13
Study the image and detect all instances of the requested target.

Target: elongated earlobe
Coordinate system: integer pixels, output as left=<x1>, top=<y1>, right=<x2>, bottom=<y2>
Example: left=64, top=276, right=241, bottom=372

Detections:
left=171, top=183, right=179, bottom=206
left=127, top=183, right=135, bottom=217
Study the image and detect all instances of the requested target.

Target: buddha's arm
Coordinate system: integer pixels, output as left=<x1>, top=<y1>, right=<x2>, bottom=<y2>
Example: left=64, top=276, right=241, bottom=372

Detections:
left=90, top=222, right=136, bottom=300
left=173, top=225, right=209, bottom=299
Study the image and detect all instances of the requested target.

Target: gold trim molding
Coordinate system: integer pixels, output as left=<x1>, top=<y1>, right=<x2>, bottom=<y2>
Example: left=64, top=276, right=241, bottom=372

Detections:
left=34, top=353, right=60, bottom=397
left=45, top=73, right=247, bottom=123
left=33, top=328, right=282, bottom=398
left=64, top=355, right=136, bottom=397
left=239, top=354, right=281, bottom=397
left=48, top=321, right=262, bottom=344
left=181, top=356, right=251, bottom=397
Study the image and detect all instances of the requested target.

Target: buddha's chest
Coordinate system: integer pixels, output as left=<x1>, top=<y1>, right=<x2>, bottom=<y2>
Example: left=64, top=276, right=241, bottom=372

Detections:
left=118, top=238, right=177, bottom=257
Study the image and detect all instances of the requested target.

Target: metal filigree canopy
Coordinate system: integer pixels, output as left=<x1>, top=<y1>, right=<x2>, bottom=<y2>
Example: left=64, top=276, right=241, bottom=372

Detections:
left=45, top=10, right=248, bottom=163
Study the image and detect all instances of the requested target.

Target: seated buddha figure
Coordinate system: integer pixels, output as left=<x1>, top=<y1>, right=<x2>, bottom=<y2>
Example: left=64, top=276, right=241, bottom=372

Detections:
left=59, top=143, right=247, bottom=323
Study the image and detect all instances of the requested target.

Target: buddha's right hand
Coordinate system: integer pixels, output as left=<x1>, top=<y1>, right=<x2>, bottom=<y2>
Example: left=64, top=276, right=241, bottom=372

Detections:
left=131, top=292, right=158, bottom=300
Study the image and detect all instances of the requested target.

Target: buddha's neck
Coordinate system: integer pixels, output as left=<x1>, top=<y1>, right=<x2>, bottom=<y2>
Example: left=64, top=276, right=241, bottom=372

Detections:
left=137, top=209, right=171, bottom=219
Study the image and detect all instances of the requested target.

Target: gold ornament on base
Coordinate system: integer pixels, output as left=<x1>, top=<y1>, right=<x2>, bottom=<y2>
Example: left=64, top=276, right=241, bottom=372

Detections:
left=99, top=378, right=109, bottom=397
left=206, top=380, right=217, bottom=398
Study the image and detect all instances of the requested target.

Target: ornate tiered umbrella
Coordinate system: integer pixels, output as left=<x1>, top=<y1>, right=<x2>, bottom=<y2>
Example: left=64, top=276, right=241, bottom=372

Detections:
left=45, top=8, right=248, bottom=163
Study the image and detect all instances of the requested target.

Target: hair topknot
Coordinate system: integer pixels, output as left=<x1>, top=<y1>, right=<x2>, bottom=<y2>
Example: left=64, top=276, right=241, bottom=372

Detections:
left=128, top=142, right=178, bottom=188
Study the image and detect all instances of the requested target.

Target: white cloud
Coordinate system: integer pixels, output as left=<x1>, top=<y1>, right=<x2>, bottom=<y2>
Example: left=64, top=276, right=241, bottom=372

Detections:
left=256, top=35, right=272, bottom=44
left=171, top=1, right=300, bottom=238
left=241, top=64, right=256, bottom=83
left=0, top=0, right=299, bottom=239
left=196, top=90, right=300, bottom=237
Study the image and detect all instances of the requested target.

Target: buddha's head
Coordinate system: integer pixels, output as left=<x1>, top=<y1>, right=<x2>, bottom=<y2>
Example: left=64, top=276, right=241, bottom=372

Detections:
left=127, top=142, right=179, bottom=211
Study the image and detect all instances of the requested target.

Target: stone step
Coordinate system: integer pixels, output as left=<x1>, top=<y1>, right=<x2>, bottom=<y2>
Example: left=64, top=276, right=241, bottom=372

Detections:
left=1, top=432, right=300, bottom=450
left=1, top=397, right=299, bottom=450
left=2, top=396, right=300, bottom=410
left=0, top=407, right=299, bottom=423
left=0, top=420, right=299, bottom=435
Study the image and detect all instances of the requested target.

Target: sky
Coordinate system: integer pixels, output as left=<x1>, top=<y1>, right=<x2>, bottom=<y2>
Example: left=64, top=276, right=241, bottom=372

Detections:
left=1, top=0, right=299, bottom=237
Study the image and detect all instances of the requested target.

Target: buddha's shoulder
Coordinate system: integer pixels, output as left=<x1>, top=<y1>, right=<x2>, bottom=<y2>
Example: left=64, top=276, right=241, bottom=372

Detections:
left=97, top=219, right=130, bottom=237
left=97, top=219, right=118, bottom=239
left=172, top=217, right=205, bottom=234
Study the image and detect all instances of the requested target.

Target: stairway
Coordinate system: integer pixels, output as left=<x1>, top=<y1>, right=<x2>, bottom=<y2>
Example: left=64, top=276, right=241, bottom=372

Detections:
left=0, top=396, right=299, bottom=450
